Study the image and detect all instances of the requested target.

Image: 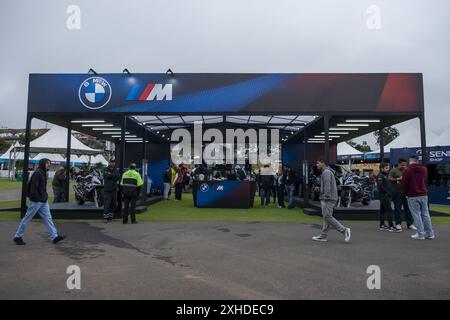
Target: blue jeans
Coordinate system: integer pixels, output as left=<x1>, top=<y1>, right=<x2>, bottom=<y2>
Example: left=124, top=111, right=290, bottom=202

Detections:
left=407, top=196, right=434, bottom=238
left=15, top=201, right=59, bottom=240
left=287, top=184, right=296, bottom=208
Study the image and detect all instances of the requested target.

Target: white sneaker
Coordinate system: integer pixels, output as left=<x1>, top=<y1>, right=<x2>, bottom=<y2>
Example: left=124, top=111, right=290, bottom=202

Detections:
left=344, top=228, right=351, bottom=243
left=395, top=224, right=403, bottom=232
left=411, top=233, right=425, bottom=240
left=426, top=235, right=435, bottom=240
left=312, top=235, right=328, bottom=242
left=408, top=225, right=417, bottom=231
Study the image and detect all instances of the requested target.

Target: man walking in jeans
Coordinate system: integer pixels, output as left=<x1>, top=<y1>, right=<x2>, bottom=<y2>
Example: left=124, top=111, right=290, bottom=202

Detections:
left=401, top=155, right=435, bottom=240
left=13, top=158, right=66, bottom=245
left=312, top=158, right=351, bottom=243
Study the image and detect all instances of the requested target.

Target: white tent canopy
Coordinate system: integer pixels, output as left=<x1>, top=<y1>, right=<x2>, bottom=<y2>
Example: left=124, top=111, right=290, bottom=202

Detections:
left=0, top=126, right=104, bottom=161
left=26, top=125, right=102, bottom=155
left=0, top=142, right=24, bottom=160
left=32, top=153, right=66, bottom=163
left=433, top=127, right=450, bottom=146
left=337, top=142, right=363, bottom=156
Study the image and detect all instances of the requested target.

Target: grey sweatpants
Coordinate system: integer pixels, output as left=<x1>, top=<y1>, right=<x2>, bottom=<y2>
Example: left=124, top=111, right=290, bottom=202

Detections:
left=320, top=200, right=346, bottom=237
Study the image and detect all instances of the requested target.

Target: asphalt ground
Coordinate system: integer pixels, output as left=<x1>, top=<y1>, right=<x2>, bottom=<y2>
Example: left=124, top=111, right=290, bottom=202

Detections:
left=0, top=220, right=449, bottom=299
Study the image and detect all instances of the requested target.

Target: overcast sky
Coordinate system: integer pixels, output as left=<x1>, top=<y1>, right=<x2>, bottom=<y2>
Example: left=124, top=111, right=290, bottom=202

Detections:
left=0, top=0, right=449, bottom=146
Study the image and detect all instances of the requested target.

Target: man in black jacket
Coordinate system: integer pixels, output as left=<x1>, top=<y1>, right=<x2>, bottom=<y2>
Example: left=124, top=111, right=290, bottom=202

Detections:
left=377, top=162, right=397, bottom=232
left=13, top=158, right=66, bottom=245
left=103, top=159, right=119, bottom=222
left=283, top=166, right=298, bottom=209
left=52, top=166, right=66, bottom=203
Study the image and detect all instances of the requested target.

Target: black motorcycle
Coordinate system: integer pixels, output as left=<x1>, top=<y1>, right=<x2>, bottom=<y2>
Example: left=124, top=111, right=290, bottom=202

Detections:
left=339, top=171, right=372, bottom=207
left=71, top=168, right=104, bottom=207
left=309, top=165, right=372, bottom=207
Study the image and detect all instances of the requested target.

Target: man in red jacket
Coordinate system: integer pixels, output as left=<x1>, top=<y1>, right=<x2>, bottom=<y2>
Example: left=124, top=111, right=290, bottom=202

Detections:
left=401, top=155, right=435, bottom=240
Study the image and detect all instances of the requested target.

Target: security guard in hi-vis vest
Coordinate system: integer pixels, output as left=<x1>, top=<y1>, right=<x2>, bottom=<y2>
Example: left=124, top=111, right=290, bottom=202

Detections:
left=120, top=163, right=144, bottom=224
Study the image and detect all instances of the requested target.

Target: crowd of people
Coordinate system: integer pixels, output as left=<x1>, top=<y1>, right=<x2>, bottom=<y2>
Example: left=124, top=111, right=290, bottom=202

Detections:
left=13, top=154, right=436, bottom=246
left=376, top=155, right=434, bottom=240
left=13, top=158, right=144, bottom=245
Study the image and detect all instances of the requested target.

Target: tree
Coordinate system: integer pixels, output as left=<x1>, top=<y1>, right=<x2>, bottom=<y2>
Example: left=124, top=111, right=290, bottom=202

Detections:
left=0, top=139, right=11, bottom=153
left=374, top=127, right=399, bottom=146
left=18, top=132, right=39, bottom=145
left=353, top=141, right=372, bottom=153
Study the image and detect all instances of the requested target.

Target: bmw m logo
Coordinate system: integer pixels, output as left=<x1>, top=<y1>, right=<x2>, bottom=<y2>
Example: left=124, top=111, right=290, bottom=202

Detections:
left=78, top=77, right=112, bottom=109
left=200, top=183, right=209, bottom=192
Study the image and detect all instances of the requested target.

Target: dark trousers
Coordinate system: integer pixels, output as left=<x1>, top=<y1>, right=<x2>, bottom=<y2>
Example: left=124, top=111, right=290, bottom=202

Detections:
left=392, top=191, right=414, bottom=226
left=260, top=187, right=271, bottom=205
left=103, top=191, right=117, bottom=219
left=379, top=195, right=394, bottom=227
left=52, top=186, right=65, bottom=203
left=123, top=193, right=138, bottom=223
left=271, top=186, right=277, bottom=203
left=175, top=183, right=183, bottom=200
left=277, top=185, right=285, bottom=207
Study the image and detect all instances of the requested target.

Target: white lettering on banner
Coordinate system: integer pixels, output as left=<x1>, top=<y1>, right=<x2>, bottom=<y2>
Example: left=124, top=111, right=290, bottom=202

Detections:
left=146, top=84, right=172, bottom=100
left=216, top=185, right=224, bottom=191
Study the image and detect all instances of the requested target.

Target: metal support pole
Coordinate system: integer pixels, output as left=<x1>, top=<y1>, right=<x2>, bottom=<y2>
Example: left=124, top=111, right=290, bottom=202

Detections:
left=324, top=114, right=330, bottom=164
left=141, top=127, right=147, bottom=204
left=65, top=126, right=71, bottom=202
left=20, top=115, right=32, bottom=215
left=419, top=114, right=428, bottom=166
left=118, top=116, right=126, bottom=215
left=379, top=128, right=385, bottom=162
left=120, top=116, right=126, bottom=173
left=303, top=127, right=309, bottom=206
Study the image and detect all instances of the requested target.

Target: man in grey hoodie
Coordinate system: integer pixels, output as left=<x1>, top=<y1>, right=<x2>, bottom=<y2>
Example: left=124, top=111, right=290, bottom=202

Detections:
left=312, top=158, right=351, bottom=243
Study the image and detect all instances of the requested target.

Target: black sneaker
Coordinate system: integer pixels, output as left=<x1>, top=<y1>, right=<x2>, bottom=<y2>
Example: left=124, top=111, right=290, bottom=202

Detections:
left=13, top=237, right=26, bottom=245
left=52, top=235, right=66, bottom=244
left=389, top=227, right=402, bottom=233
left=379, top=225, right=389, bottom=231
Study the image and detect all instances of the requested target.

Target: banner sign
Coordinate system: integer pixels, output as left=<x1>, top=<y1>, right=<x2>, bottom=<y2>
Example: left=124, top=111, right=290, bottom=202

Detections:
left=28, top=73, right=423, bottom=114
left=390, top=146, right=450, bottom=165
left=195, top=180, right=255, bottom=208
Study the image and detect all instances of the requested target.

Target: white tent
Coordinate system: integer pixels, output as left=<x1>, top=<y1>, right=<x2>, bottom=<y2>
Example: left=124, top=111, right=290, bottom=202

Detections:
left=26, top=125, right=102, bottom=155
left=337, top=142, right=363, bottom=156
left=433, top=127, right=450, bottom=146
left=91, top=154, right=108, bottom=165
left=32, top=153, right=66, bottom=163
left=0, top=126, right=106, bottom=179
left=0, top=142, right=24, bottom=161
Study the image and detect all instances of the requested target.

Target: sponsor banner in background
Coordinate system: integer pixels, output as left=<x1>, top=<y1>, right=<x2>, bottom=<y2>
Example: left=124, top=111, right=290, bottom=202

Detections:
left=390, top=147, right=450, bottom=165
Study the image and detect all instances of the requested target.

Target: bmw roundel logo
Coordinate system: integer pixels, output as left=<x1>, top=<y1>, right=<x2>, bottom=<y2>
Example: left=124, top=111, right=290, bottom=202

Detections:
left=200, top=183, right=209, bottom=192
left=78, top=77, right=112, bottom=109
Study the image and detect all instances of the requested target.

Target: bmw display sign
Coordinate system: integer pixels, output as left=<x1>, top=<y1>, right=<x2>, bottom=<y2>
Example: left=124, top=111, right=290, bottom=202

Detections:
left=78, top=76, right=112, bottom=109
left=200, top=183, right=209, bottom=192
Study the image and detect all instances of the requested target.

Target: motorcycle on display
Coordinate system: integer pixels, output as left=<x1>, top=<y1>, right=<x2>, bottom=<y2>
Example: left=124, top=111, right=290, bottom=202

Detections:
left=338, top=171, right=372, bottom=207
left=309, top=165, right=372, bottom=207
left=71, top=168, right=104, bottom=207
